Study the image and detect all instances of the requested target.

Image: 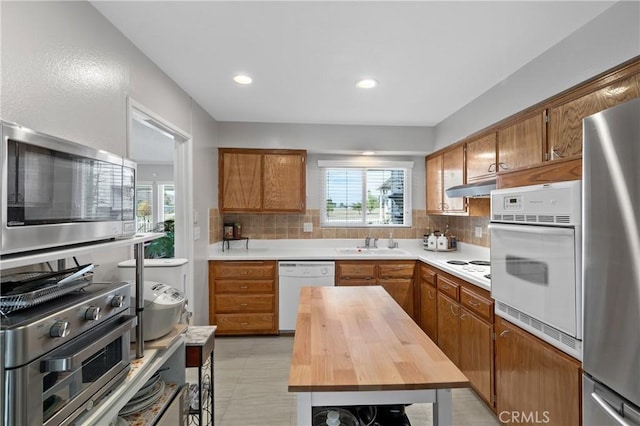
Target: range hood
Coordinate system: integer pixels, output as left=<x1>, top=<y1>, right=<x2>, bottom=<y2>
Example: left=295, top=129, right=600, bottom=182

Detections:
left=445, top=178, right=496, bottom=198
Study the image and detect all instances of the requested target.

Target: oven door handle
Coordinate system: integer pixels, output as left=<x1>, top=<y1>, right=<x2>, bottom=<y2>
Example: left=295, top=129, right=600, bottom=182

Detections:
left=488, top=222, right=575, bottom=236
left=40, top=315, right=137, bottom=373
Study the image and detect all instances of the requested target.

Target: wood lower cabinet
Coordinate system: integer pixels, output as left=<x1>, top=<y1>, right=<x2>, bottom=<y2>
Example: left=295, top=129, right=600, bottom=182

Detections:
left=336, top=260, right=415, bottom=318
left=496, top=318, right=581, bottom=426
left=419, top=264, right=438, bottom=342
left=434, top=269, right=495, bottom=409
left=209, top=260, right=278, bottom=335
left=437, top=293, right=460, bottom=365
left=460, top=308, right=493, bottom=407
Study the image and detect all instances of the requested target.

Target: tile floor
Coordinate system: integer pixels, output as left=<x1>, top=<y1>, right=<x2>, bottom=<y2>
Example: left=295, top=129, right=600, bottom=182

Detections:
left=203, top=335, right=499, bottom=426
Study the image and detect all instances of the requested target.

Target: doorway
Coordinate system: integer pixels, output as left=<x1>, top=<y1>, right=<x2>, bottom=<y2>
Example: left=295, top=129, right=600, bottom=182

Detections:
left=126, top=98, right=194, bottom=309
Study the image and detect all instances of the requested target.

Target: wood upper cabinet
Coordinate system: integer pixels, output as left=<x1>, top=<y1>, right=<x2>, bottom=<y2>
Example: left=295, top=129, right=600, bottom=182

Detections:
left=426, top=145, right=465, bottom=214
left=220, top=151, right=262, bottom=211
left=262, top=153, right=305, bottom=212
left=419, top=264, right=438, bottom=342
left=496, top=318, right=581, bottom=425
left=466, top=133, right=497, bottom=182
left=336, top=260, right=416, bottom=318
left=425, top=154, right=443, bottom=213
left=219, top=148, right=306, bottom=213
left=548, top=73, right=640, bottom=161
left=497, top=111, right=546, bottom=172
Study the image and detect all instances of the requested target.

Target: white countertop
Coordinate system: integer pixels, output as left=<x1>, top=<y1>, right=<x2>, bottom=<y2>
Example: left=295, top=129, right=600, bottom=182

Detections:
left=209, top=239, right=491, bottom=291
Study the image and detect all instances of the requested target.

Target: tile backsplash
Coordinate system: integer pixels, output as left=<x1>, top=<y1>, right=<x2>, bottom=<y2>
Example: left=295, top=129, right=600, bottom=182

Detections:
left=209, top=209, right=490, bottom=247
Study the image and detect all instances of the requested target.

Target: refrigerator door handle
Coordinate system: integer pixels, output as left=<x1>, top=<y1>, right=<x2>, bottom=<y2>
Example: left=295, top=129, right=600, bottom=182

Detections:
left=591, top=391, right=633, bottom=426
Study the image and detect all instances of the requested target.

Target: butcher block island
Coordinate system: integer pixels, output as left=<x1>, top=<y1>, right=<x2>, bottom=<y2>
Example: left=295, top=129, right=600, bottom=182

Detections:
left=289, top=286, right=469, bottom=425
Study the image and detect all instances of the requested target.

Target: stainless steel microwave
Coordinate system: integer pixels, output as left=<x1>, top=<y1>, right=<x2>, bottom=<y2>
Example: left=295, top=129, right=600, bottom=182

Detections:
left=1, top=121, right=136, bottom=255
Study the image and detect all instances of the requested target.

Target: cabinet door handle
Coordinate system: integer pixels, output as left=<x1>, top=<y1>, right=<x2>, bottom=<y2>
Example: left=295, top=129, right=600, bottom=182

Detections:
left=240, top=322, right=249, bottom=326
left=240, top=286, right=248, bottom=289
left=441, top=284, right=450, bottom=290
left=487, top=163, right=496, bottom=172
left=468, top=300, right=480, bottom=307
left=450, top=305, right=458, bottom=317
left=498, top=162, right=510, bottom=170
left=240, top=303, right=248, bottom=307
left=460, top=312, right=467, bottom=320
left=499, top=330, right=510, bottom=337
left=428, top=289, right=435, bottom=300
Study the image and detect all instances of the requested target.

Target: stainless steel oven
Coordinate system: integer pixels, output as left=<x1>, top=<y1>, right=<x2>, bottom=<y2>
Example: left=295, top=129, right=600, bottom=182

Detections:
left=1, top=282, right=135, bottom=426
left=489, top=180, right=582, bottom=359
left=1, top=121, right=136, bottom=255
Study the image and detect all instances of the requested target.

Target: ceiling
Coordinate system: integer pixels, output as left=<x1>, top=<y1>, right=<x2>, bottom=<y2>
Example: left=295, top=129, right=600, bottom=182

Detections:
left=92, top=1, right=614, bottom=127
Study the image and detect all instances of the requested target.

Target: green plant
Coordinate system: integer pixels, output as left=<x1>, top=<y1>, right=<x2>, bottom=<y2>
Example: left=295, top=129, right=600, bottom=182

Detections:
left=145, top=219, right=175, bottom=258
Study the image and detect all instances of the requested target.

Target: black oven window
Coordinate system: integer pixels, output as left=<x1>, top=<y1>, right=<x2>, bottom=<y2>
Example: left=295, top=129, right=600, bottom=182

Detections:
left=505, top=254, right=549, bottom=285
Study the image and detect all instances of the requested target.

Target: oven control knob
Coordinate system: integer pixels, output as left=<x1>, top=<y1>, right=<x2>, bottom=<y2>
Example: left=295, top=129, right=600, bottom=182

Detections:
left=85, top=306, right=101, bottom=321
left=50, top=321, right=71, bottom=338
left=111, top=295, right=126, bottom=308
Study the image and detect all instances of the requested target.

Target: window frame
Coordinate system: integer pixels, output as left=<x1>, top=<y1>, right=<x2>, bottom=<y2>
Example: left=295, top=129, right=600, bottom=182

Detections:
left=318, top=160, right=413, bottom=228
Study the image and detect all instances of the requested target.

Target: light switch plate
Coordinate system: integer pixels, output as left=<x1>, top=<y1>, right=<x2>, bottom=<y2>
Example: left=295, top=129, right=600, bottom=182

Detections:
left=475, top=226, right=483, bottom=238
left=303, top=222, right=313, bottom=232
left=194, top=226, right=200, bottom=240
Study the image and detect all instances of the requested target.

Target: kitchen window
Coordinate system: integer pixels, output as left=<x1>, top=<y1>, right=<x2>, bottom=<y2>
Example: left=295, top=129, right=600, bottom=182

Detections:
left=318, top=160, right=412, bottom=227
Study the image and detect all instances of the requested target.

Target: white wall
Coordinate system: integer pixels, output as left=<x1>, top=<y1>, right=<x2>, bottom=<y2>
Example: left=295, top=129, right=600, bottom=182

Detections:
left=138, top=164, right=175, bottom=182
left=0, top=1, right=218, bottom=326
left=218, top=121, right=435, bottom=156
left=434, top=1, right=640, bottom=150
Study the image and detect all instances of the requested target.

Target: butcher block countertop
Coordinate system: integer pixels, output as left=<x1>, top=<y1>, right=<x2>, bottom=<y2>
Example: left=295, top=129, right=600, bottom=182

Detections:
left=288, top=286, right=469, bottom=393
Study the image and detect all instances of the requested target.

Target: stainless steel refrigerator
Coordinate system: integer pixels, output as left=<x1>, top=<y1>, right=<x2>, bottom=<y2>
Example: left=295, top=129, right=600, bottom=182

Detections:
left=583, top=97, right=640, bottom=425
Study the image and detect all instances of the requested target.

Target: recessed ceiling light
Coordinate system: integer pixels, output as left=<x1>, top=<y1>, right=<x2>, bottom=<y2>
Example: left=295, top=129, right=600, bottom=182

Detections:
left=356, top=79, right=377, bottom=89
left=362, top=151, right=376, bottom=156
left=233, top=74, right=253, bottom=85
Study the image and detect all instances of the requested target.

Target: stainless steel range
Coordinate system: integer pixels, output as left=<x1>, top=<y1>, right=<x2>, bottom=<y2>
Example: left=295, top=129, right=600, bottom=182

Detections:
left=1, top=280, right=135, bottom=426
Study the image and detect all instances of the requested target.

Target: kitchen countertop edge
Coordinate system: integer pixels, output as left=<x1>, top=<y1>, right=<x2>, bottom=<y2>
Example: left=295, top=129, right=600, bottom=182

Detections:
left=208, top=239, right=490, bottom=291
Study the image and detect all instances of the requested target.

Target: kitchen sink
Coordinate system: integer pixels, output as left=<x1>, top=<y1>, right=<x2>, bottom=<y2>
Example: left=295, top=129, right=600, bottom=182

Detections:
left=335, top=248, right=411, bottom=256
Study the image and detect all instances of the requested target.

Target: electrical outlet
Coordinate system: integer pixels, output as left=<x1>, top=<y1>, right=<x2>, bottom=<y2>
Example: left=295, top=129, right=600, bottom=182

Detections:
left=303, top=222, right=313, bottom=232
left=475, top=226, right=483, bottom=238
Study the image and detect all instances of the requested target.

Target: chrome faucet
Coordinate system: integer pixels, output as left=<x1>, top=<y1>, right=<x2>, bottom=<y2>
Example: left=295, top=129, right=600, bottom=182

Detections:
left=364, top=235, right=378, bottom=249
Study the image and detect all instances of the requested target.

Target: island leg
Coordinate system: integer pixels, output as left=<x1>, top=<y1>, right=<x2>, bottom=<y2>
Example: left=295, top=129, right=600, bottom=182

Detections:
left=296, top=393, right=312, bottom=426
left=433, top=388, right=452, bottom=426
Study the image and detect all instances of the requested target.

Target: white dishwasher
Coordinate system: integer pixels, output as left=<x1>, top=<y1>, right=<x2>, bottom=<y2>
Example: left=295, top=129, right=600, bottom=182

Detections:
left=278, top=261, right=335, bottom=331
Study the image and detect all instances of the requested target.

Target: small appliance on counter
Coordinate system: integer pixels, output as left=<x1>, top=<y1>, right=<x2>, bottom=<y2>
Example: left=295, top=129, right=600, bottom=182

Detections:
left=130, top=281, right=186, bottom=341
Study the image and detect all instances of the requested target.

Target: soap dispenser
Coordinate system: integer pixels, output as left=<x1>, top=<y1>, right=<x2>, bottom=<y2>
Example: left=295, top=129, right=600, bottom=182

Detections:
left=388, top=232, right=398, bottom=249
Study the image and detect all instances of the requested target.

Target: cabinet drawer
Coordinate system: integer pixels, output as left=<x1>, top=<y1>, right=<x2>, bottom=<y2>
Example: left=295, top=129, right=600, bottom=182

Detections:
left=437, top=275, right=460, bottom=300
left=337, top=263, right=376, bottom=279
left=378, top=263, right=415, bottom=278
left=460, top=287, right=493, bottom=322
left=336, top=277, right=374, bottom=286
left=214, top=262, right=275, bottom=279
left=420, top=264, right=437, bottom=287
left=215, top=294, right=274, bottom=313
left=215, top=280, right=275, bottom=293
left=214, top=313, right=275, bottom=333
